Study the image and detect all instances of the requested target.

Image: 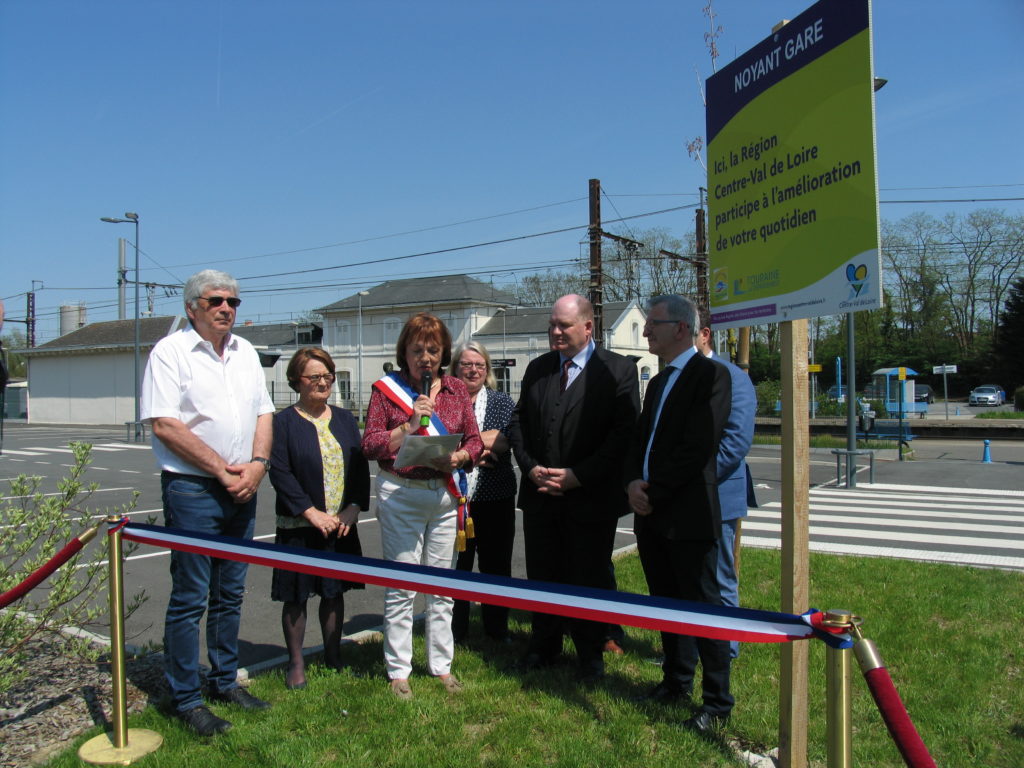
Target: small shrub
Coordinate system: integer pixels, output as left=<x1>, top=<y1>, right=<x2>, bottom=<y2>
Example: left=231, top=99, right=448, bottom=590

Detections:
left=0, top=442, right=146, bottom=694
left=755, top=379, right=781, bottom=416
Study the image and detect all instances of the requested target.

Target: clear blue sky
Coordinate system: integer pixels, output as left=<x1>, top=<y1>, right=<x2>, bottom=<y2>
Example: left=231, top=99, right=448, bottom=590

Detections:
left=2, top=0, right=1022, bottom=344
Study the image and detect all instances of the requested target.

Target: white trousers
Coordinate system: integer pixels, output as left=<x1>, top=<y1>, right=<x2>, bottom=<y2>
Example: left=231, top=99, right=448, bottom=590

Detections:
left=376, top=474, right=458, bottom=679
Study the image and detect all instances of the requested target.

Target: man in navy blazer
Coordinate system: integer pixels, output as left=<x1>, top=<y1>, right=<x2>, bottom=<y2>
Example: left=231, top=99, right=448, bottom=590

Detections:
left=696, top=312, right=757, bottom=658
left=510, top=294, right=640, bottom=682
left=625, top=294, right=734, bottom=733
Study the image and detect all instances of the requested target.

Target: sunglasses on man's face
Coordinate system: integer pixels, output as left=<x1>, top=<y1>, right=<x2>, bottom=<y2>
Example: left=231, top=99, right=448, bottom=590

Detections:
left=198, top=296, right=242, bottom=308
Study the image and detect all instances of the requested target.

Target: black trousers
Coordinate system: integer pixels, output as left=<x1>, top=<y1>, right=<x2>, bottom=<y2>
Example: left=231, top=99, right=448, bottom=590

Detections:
left=636, top=529, right=734, bottom=717
left=522, top=500, right=618, bottom=673
left=452, top=496, right=516, bottom=640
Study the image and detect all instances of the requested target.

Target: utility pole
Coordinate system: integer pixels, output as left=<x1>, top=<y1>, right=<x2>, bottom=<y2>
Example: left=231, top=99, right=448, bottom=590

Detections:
left=587, top=177, right=648, bottom=339
left=26, top=288, right=38, bottom=348
left=694, top=189, right=709, bottom=318
left=588, top=178, right=604, bottom=345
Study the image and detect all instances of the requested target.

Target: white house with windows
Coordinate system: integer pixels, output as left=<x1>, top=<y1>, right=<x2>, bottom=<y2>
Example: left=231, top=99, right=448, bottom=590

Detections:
left=316, top=274, right=657, bottom=417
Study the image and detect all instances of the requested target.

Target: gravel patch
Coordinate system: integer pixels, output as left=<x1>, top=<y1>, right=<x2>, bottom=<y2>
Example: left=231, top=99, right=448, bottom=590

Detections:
left=0, top=638, right=166, bottom=767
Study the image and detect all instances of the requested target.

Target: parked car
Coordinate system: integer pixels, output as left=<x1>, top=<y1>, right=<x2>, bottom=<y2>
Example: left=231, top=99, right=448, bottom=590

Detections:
left=826, top=384, right=847, bottom=400
left=978, top=384, right=1006, bottom=403
left=914, top=384, right=934, bottom=404
left=969, top=385, right=1004, bottom=406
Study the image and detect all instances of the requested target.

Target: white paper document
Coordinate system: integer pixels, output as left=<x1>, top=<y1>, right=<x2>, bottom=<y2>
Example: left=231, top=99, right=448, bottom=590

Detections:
left=393, top=433, right=463, bottom=469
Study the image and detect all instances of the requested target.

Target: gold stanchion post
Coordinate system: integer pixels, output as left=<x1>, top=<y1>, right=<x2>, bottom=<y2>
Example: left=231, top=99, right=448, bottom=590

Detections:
left=823, top=609, right=855, bottom=768
left=79, top=517, right=162, bottom=765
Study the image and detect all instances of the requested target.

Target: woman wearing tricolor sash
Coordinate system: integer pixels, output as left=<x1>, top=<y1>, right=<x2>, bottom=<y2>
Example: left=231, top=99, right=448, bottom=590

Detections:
left=361, top=313, right=483, bottom=700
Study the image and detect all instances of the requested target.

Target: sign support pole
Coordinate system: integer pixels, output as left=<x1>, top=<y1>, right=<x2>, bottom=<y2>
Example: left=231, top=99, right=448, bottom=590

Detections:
left=780, top=319, right=810, bottom=768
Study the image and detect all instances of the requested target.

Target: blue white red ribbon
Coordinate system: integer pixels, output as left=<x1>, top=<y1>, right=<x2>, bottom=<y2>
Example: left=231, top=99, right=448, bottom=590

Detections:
left=119, top=520, right=850, bottom=648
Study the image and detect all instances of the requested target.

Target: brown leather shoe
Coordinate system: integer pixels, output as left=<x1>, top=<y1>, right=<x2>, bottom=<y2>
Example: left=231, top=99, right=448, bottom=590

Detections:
left=603, top=638, right=624, bottom=655
left=389, top=678, right=413, bottom=700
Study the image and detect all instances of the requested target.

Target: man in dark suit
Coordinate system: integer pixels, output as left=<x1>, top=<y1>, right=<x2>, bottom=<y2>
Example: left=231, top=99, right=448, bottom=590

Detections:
left=625, top=294, right=733, bottom=732
left=695, top=312, right=757, bottom=659
left=510, top=294, right=640, bottom=681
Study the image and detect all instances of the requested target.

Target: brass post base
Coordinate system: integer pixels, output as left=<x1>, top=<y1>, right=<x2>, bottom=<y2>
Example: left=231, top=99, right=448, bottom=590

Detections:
left=78, top=729, right=163, bottom=765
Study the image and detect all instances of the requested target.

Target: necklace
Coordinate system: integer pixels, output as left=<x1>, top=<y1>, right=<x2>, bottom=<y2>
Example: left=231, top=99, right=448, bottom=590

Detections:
left=295, top=403, right=328, bottom=420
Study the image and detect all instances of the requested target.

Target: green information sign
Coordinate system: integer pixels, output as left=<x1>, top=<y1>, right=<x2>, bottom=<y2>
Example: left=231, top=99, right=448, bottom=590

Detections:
left=705, top=0, right=881, bottom=328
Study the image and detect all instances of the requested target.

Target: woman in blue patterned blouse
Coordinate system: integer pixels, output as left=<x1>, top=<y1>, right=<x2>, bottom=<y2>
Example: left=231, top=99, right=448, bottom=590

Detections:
left=450, top=341, right=517, bottom=643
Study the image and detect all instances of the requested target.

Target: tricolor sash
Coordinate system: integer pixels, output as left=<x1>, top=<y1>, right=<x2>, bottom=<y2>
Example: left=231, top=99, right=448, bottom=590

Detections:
left=373, top=373, right=474, bottom=549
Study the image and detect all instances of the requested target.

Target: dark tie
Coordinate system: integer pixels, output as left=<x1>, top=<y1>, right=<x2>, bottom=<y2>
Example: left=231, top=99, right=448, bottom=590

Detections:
left=559, top=358, right=573, bottom=393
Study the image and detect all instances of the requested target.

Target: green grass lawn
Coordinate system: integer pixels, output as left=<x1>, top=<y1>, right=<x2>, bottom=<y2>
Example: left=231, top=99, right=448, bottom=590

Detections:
left=975, top=410, right=1024, bottom=419
left=754, top=433, right=899, bottom=451
left=49, top=550, right=1024, bottom=768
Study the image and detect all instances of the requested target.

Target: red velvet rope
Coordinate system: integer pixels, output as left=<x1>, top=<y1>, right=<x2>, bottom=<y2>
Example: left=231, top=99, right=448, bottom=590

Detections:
left=0, top=538, right=84, bottom=609
left=862, top=667, right=937, bottom=768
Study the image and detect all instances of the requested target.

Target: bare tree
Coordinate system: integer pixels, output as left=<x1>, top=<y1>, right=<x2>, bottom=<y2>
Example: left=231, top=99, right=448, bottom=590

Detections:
left=932, top=209, right=1024, bottom=354
left=881, top=213, right=951, bottom=360
left=601, top=227, right=700, bottom=301
left=506, top=269, right=587, bottom=307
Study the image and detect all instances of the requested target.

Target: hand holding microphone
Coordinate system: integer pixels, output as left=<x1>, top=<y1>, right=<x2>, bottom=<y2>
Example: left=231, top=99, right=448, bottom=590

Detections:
left=419, top=371, right=432, bottom=428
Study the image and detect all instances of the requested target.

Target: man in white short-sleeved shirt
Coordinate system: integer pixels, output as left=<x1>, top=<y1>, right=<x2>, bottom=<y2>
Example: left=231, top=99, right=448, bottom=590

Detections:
left=141, top=268, right=274, bottom=736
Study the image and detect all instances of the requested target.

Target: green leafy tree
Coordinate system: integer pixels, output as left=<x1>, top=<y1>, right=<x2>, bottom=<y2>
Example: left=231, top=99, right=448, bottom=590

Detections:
left=0, top=443, right=146, bottom=694
left=994, top=276, right=1024, bottom=394
left=0, top=329, right=27, bottom=379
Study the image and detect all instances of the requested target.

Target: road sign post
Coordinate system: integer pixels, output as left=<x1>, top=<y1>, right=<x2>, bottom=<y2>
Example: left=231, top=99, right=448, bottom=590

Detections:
left=933, top=364, right=957, bottom=420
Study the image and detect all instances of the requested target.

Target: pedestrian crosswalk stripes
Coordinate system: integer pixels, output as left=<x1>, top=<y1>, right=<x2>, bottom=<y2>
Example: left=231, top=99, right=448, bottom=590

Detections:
left=748, top=484, right=1024, bottom=571
left=747, top=516, right=1019, bottom=550
left=794, top=502, right=1023, bottom=524
left=752, top=510, right=1023, bottom=535
left=815, top=490, right=1023, bottom=510
left=862, top=482, right=1024, bottom=498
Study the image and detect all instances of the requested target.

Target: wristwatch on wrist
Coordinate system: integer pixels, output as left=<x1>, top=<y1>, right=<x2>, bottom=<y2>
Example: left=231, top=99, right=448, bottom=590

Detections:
left=251, top=457, right=271, bottom=471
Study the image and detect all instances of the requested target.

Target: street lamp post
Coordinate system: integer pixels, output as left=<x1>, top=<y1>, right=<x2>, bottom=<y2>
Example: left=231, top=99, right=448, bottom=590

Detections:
left=495, top=308, right=507, bottom=358
left=101, top=212, right=142, bottom=442
left=494, top=307, right=508, bottom=392
left=357, top=291, right=369, bottom=423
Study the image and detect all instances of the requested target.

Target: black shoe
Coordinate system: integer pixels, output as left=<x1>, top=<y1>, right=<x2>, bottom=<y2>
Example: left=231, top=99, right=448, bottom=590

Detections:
left=518, top=652, right=558, bottom=671
left=177, top=705, right=232, bottom=736
left=682, top=710, right=730, bottom=734
left=577, top=669, right=606, bottom=686
left=638, top=680, right=690, bottom=703
left=209, top=686, right=272, bottom=710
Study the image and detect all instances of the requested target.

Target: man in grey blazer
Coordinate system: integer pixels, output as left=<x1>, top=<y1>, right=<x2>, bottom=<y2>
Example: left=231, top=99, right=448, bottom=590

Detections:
left=510, top=294, right=640, bottom=682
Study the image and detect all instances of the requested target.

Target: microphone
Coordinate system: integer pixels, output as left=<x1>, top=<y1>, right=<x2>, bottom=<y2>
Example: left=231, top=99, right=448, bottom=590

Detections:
left=420, top=372, right=432, bottom=427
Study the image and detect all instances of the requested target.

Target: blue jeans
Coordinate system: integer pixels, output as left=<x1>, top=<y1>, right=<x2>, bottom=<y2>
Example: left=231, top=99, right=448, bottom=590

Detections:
left=161, top=473, right=256, bottom=713
left=718, top=518, right=740, bottom=658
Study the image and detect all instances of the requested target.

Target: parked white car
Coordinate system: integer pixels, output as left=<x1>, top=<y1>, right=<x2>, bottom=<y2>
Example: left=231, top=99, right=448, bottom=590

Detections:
left=969, top=385, right=1004, bottom=406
